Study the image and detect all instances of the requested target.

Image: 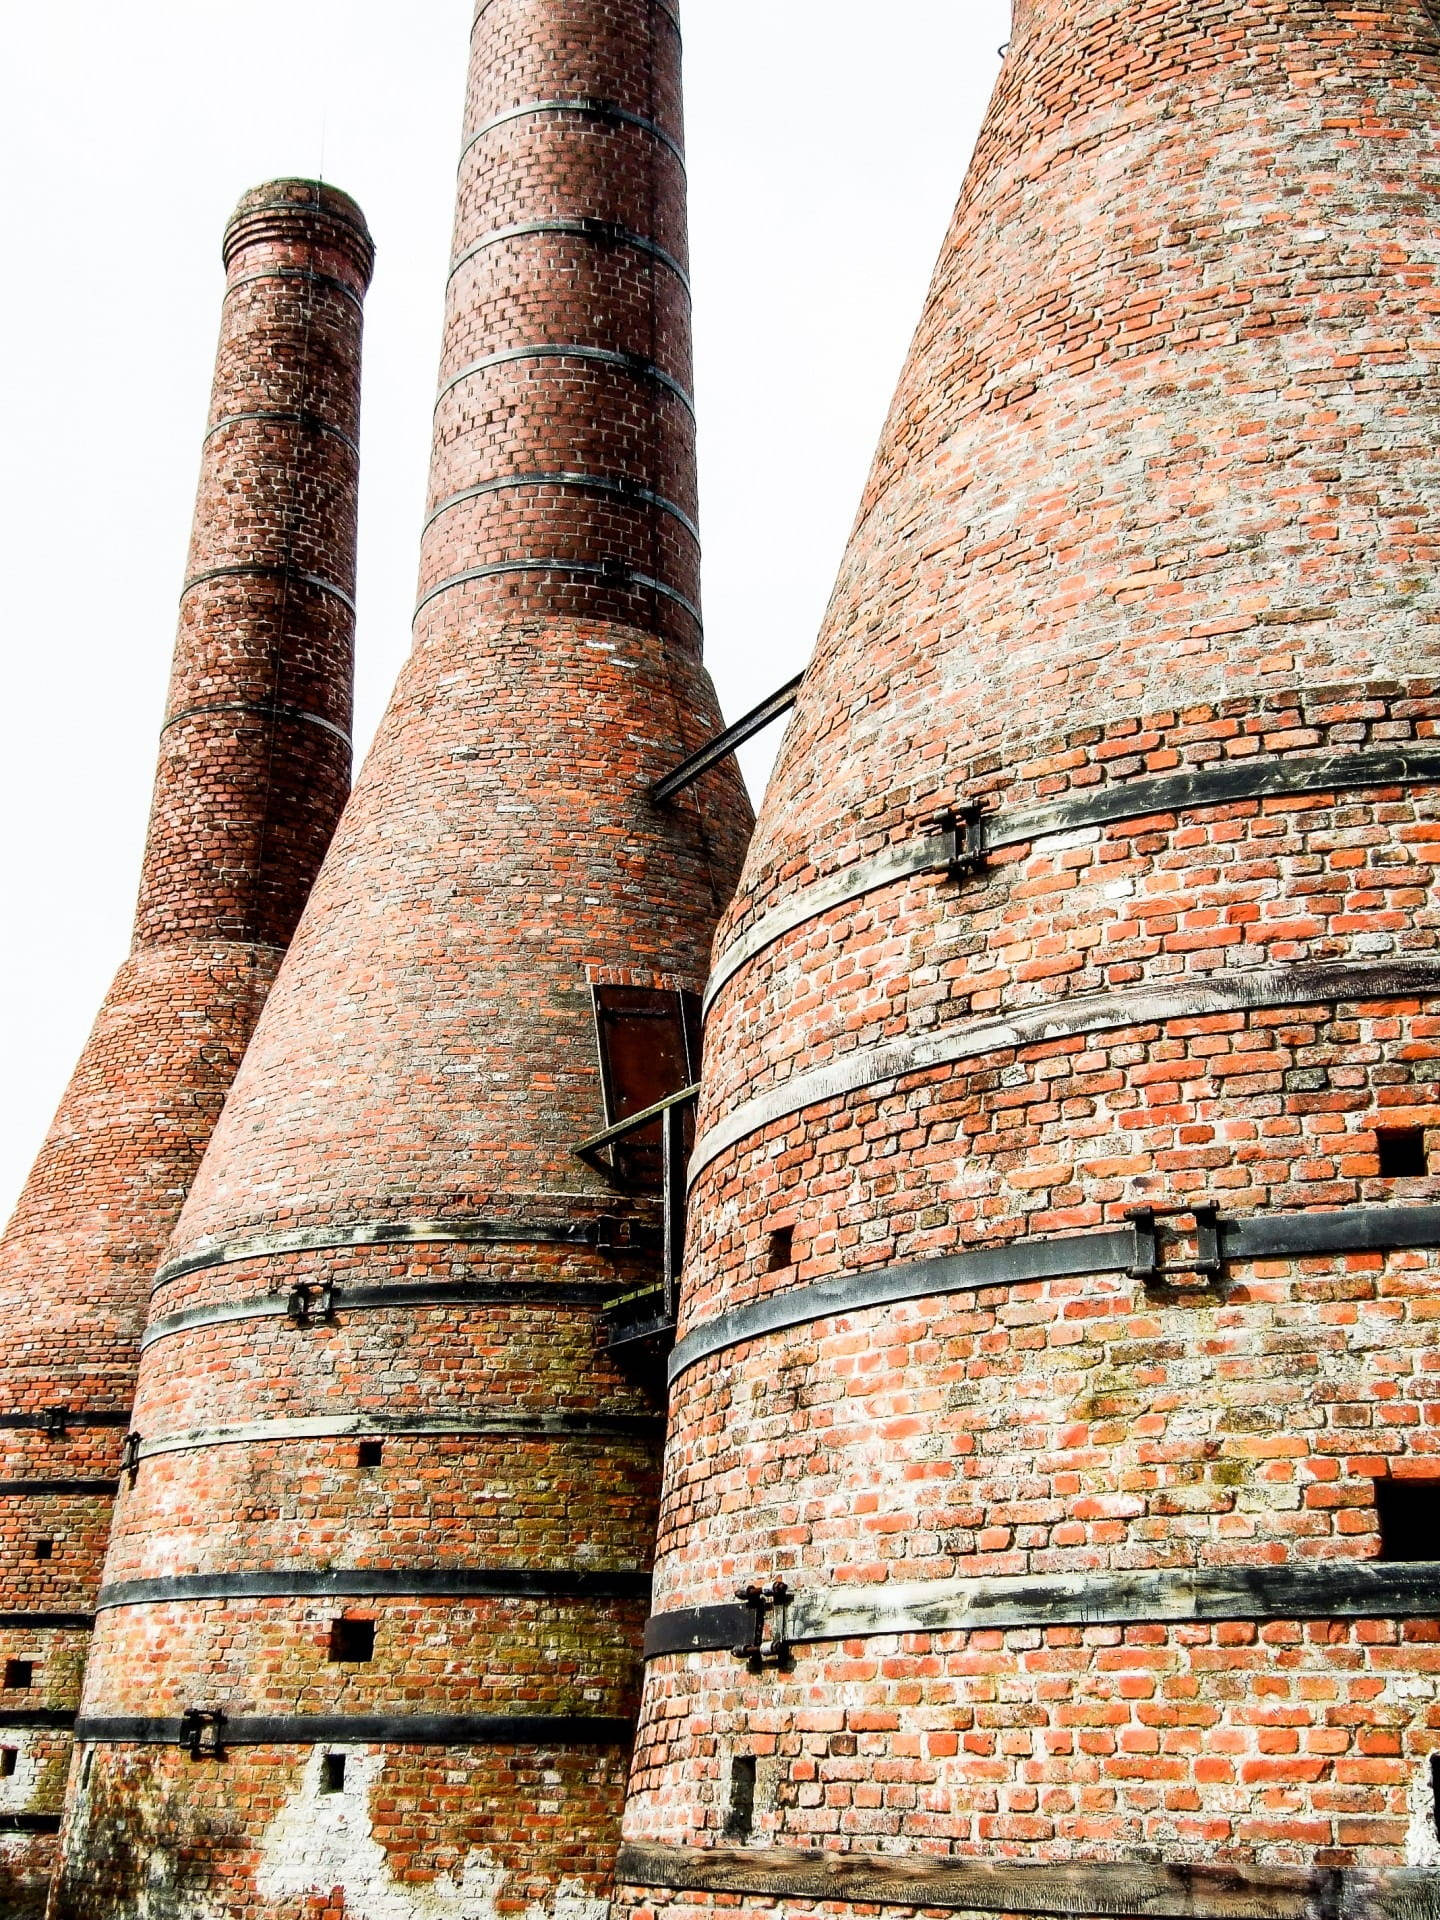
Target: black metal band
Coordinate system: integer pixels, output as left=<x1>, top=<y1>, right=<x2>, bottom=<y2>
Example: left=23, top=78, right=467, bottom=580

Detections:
left=424, top=472, right=699, bottom=545
left=690, top=957, right=1440, bottom=1185
left=0, top=1414, right=129, bottom=1433
left=203, top=409, right=359, bottom=457
left=0, top=1814, right=62, bottom=1834
left=644, top=1559, right=1440, bottom=1660
left=0, top=1712, right=75, bottom=1732
left=0, top=1615, right=93, bottom=1631
left=615, top=1843, right=1440, bottom=1920
left=97, top=1566, right=652, bottom=1611
left=159, top=701, right=352, bottom=749
left=143, top=1275, right=626, bottom=1351
left=670, top=1202, right=1440, bottom=1382
left=705, top=740, right=1440, bottom=1017
left=450, top=220, right=689, bottom=292
left=413, top=560, right=701, bottom=629
left=130, top=1409, right=663, bottom=1468
left=459, top=99, right=685, bottom=171
left=179, top=563, right=356, bottom=616
left=224, top=265, right=364, bottom=312
left=0, top=1481, right=118, bottom=1498
left=154, top=1213, right=627, bottom=1288
left=434, top=342, right=694, bottom=416
left=76, top=1712, right=632, bottom=1749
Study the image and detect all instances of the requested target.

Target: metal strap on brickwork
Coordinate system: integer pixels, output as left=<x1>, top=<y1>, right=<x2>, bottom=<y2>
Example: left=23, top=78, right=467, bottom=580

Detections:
left=459, top=99, right=685, bottom=171
left=125, top=1409, right=663, bottom=1470
left=76, top=1710, right=633, bottom=1750
left=0, top=1412, right=129, bottom=1432
left=224, top=265, right=364, bottom=313
left=154, top=1213, right=631, bottom=1288
left=96, top=1565, right=652, bottom=1610
left=424, top=471, right=699, bottom=545
left=0, top=1479, right=118, bottom=1498
left=0, top=1711, right=76, bottom=1731
left=669, top=1201, right=1440, bottom=1383
left=179, top=563, right=357, bottom=615
left=414, top=559, right=701, bottom=629
left=142, top=1274, right=631, bottom=1351
left=434, top=342, right=694, bottom=416
left=616, top=1842, right=1440, bottom=1920
left=0, top=1612, right=94, bottom=1631
left=0, top=1815, right=62, bottom=1835
left=704, top=741, right=1440, bottom=1017
left=644, top=1558, right=1440, bottom=1660
left=159, top=701, right=352, bottom=749
left=449, top=219, right=690, bottom=292
left=203, top=409, right=359, bottom=457
left=689, top=956, right=1440, bottom=1188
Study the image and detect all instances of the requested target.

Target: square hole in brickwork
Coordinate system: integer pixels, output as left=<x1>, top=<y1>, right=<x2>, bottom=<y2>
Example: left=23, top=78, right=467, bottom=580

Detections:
left=1376, top=1480, right=1440, bottom=1560
left=725, top=1755, right=757, bottom=1839
left=3, top=1662, right=33, bottom=1691
left=328, top=1619, right=375, bottom=1663
left=0, top=1749, right=16, bottom=1778
left=321, top=1753, right=347, bottom=1794
left=356, top=1440, right=384, bottom=1468
left=767, top=1226, right=794, bottom=1273
left=32, top=1540, right=53, bottom=1562
left=1377, top=1127, right=1428, bottom=1178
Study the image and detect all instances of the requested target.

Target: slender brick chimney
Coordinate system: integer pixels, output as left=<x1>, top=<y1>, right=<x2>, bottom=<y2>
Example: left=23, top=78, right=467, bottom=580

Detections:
left=616, top=1, right=1440, bottom=1914
left=55, top=2, right=749, bottom=1914
left=0, top=178, right=370, bottom=1915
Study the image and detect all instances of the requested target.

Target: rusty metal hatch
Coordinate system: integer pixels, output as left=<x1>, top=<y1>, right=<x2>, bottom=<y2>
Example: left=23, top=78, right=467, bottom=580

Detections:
left=590, top=986, right=701, bottom=1189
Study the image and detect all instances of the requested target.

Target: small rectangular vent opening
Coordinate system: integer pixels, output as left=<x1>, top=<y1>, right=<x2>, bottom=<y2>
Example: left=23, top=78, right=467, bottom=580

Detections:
left=0, top=1749, right=16, bottom=1779
left=328, top=1619, right=375, bottom=1664
left=725, top=1755, right=757, bottom=1839
left=3, top=1662, right=33, bottom=1692
left=32, top=1540, right=53, bottom=1562
left=767, top=1226, right=794, bottom=1273
left=356, top=1440, right=384, bottom=1468
left=1377, top=1127, right=1428, bottom=1179
left=1376, top=1480, right=1440, bottom=1561
left=321, top=1753, right=347, bottom=1794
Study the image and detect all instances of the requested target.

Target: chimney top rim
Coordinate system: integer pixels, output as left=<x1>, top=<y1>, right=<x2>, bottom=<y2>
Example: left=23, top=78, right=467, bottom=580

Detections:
left=222, top=179, right=375, bottom=287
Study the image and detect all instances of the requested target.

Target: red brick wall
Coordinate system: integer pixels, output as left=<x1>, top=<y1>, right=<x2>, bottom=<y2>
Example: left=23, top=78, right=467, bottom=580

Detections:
left=619, top=0, right=1440, bottom=1910
left=55, top=1, right=751, bottom=1913
left=0, top=179, right=370, bottom=1904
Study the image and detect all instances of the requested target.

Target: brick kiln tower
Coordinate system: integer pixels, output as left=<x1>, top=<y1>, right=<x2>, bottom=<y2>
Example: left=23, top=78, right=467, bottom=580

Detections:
left=0, top=179, right=370, bottom=1915
left=618, top=1, right=1440, bottom=1916
left=54, top=1, right=749, bottom=1914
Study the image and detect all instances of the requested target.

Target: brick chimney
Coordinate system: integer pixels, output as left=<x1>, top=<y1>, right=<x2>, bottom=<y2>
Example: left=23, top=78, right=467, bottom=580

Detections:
left=616, top=1, right=1440, bottom=1913
left=55, top=2, right=749, bottom=1914
left=0, top=178, right=370, bottom=1914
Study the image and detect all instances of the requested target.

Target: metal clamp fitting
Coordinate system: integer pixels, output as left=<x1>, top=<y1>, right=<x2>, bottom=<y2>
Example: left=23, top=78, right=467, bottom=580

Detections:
left=937, top=805, right=988, bottom=882
left=119, top=1433, right=142, bottom=1482
left=732, top=1581, right=795, bottom=1673
left=287, top=1279, right=336, bottom=1329
left=1126, top=1204, right=1222, bottom=1288
left=180, top=1708, right=226, bottom=1761
left=42, top=1408, right=69, bottom=1439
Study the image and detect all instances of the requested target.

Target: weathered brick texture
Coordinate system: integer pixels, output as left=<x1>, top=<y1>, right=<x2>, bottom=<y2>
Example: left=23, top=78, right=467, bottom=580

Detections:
left=56, top=2, right=750, bottom=1914
left=618, top=1, right=1440, bottom=1914
left=0, top=178, right=369, bottom=1907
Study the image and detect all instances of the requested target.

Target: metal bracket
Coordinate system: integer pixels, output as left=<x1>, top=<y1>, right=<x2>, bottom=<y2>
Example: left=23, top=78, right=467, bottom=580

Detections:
left=42, top=1407, right=69, bottom=1439
left=732, top=1581, right=795, bottom=1673
left=287, top=1279, right=336, bottom=1328
left=120, top=1433, right=142, bottom=1482
left=937, top=805, right=987, bottom=882
left=179, top=1708, right=226, bottom=1761
left=1125, top=1205, right=1222, bottom=1288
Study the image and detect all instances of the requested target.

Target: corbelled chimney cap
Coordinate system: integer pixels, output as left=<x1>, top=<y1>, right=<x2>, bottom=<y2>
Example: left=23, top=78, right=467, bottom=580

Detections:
left=222, top=178, right=375, bottom=286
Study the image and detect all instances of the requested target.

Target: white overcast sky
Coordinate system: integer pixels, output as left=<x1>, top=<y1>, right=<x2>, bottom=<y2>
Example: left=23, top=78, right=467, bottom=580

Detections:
left=0, top=0, right=1010, bottom=1221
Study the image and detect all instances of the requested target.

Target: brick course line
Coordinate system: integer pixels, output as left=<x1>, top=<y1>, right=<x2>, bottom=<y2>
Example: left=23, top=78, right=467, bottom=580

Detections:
left=688, top=958, right=1440, bottom=1185
left=457, top=99, right=685, bottom=170
left=668, top=1202, right=1440, bottom=1381
left=703, top=744, right=1440, bottom=1017
left=614, top=1843, right=1440, bottom=1920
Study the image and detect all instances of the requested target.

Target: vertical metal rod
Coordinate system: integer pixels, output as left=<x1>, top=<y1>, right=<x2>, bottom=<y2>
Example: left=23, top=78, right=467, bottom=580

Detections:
left=662, top=1101, right=686, bottom=1320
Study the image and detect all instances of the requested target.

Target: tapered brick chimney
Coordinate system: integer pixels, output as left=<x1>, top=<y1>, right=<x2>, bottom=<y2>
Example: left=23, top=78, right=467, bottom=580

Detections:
left=0, top=178, right=370, bottom=1917
left=55, top=2, right=749, bottom=1914
left=617, top=2, right=1440, bottom=1915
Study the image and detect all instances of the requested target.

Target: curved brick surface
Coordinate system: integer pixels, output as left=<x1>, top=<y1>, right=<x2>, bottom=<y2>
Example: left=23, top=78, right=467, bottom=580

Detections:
left=0, top=179, right=369, bottom=1904
left=59, top=3, right=750, bottom=1914
left=620, top=0, right=1440, bottom=1908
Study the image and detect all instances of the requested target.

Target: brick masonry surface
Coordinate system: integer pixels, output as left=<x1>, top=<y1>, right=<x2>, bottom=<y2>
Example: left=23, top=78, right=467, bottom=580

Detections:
left=617, top=0, right=1440, bottom=1913
left=53, top=0, right=751, bottom=1914
left=0, top=179, right=371, bottom=1912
